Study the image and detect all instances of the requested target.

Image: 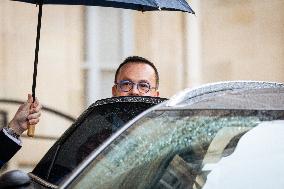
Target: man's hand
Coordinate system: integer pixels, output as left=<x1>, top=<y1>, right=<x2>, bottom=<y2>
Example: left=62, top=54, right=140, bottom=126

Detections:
left=8, top=94, right=42, bottom=135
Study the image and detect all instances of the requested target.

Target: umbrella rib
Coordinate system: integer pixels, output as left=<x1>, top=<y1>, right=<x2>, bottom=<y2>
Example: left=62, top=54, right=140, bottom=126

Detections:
left=152, top=0, right=161, bottom=10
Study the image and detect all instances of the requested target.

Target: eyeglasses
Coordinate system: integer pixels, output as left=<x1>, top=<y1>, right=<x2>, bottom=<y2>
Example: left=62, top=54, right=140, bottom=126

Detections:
left=115, top=80, right=157, bottom=94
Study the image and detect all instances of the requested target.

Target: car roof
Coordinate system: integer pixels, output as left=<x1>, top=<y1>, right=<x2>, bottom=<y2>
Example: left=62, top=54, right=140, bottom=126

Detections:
left=163, top=81, right=284, bottom=110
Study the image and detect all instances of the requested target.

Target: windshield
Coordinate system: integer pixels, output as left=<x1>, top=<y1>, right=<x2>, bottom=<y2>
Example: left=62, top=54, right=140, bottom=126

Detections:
left=70, top=109, right=284, bottom=189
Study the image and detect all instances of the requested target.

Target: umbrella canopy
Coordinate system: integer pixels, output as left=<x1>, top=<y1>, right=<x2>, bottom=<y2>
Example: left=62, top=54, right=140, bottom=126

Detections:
left=13, top=0, right=195, bottom=13
left=11, top=0, right=195, bottom=136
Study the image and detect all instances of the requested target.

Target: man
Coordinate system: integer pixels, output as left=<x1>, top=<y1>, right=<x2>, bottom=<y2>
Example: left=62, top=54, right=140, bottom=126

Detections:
left=0, top=94, right=41, bottom=168
left=76, top=56, right=161, bottom=165
left=112, top=56, right=160, bottom=97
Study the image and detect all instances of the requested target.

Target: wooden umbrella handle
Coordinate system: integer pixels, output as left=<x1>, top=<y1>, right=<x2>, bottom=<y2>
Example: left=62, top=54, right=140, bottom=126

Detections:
left=27, top=124, right=35, bottom=137
left=27, top=99, right=37, bottom=137
left=27, top=102, right=36, bottom=137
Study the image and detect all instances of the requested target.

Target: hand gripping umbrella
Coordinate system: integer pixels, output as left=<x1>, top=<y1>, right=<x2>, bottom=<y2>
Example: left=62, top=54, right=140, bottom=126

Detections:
left=12, top=0, right=195, bottom=137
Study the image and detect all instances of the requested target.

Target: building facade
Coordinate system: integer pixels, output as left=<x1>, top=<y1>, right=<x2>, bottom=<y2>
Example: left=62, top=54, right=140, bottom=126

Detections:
left=1, top=0, right=284, bottom=171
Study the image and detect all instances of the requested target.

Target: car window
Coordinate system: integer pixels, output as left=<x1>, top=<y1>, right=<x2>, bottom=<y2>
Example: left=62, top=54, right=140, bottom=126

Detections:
left=31, top=96, right=167, bottom=185
left=69, top=109, right=284, bottom=189
left=203, top=120, right=284, bottom=189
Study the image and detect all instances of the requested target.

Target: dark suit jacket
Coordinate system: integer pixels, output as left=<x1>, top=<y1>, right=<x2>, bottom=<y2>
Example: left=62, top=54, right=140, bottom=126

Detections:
left=0, top=129, right=21, bottom=168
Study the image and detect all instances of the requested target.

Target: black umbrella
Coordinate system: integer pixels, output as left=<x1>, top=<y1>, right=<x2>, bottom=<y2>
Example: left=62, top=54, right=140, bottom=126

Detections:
left=13, top=0, right=195, bottom=12
left=11, top=0, right=195, bottom=136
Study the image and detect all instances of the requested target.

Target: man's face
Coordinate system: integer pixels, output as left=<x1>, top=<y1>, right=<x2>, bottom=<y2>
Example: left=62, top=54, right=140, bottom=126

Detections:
left=112, top=63, right=159, bottom=97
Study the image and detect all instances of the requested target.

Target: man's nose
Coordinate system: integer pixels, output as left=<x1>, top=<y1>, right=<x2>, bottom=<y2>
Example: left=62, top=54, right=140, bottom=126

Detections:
left=129, top=84, right=140, bottom=96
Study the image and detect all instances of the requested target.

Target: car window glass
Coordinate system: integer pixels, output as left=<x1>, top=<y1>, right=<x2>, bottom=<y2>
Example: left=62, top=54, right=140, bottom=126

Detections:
left=32, top=96, right=167, bottom=185
left=203, top=121, right=284, bottom=189
left=72, top=109, right=284, bottom=189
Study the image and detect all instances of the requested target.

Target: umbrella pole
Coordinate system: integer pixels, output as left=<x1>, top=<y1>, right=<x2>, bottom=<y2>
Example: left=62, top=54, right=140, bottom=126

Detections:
left=27, top=2, right=43, bottom=137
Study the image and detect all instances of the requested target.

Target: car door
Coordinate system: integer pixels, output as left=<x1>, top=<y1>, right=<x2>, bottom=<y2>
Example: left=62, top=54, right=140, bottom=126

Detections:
left=29, top=96, right=167, bottom=188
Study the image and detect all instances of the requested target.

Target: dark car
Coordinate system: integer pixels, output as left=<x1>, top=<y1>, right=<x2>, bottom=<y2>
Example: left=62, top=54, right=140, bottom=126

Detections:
left=1, top=81, right=284, bottom=189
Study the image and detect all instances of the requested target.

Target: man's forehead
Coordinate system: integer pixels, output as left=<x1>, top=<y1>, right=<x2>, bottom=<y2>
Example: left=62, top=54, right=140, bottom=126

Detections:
left=117, top=62, right=156, bottom=82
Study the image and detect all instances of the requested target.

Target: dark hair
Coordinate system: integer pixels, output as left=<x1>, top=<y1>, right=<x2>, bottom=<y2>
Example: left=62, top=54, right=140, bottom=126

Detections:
left=114, top=56, right=159, bottom=88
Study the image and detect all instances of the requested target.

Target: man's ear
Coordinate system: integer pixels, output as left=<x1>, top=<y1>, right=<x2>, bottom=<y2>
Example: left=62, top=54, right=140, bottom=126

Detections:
left=112, top=85, right=117, bottom=97
left=156, top=90, right=160, bottom=97
left=152, top=90, right=159, bottom=97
